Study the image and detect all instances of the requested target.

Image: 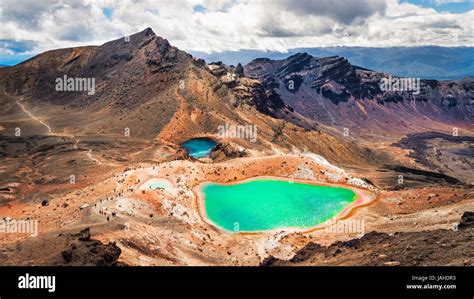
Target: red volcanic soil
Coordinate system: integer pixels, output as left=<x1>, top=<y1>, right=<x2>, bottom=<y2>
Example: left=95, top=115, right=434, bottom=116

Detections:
left=0, top=29, right=472, bottom=266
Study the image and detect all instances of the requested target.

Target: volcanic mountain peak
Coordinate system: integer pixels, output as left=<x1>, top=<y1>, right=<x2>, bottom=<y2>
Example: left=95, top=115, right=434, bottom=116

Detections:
left=10, top=28, right=159, bottom=70
left=245, top=52, right=473, bottom=134
left=138, top=27, right=155, bottom=37
left=103, top=27, right=167, bottom=47
left=0, top=28, right=314, bottom=141
left=93, top=27, right=187, bottom=69
left=1, top=24, right=473, bottom=271
left=2, top=28, right=471, bottom=142
left=249, top=53, right=357, bottom=80
left=100, top=27, right=177, bottom=59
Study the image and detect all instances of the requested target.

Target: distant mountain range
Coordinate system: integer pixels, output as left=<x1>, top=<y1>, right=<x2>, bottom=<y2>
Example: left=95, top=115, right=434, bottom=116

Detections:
left=191, top=46, right=474, bottom=80
left=0, top=29, right=474, bottom=139
left=0, top=28, right=306, bottom=141
left=1, top=28, right=472, bottom=268
left=2, top=29, right=471, bottom=143
left=244, top=53, right=473, bottom=136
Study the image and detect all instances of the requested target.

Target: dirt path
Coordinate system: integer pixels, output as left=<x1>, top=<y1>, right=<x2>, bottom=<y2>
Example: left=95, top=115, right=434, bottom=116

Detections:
left=16, top=100, right=54, bottom=135
left=13, top=95, right=104, bottom=165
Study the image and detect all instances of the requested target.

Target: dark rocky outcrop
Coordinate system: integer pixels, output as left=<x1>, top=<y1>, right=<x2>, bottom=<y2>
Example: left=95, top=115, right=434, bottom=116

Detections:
left=384, top=165, right=463, bottom=186
left=235, top=63, right=244, bottom=77
left=60, top=228, right=122, bottom=266
left=210, top=142, right=248, bottom=161
left=207, top=59, right=311, bottom=126
left=459, top=211, right=474, bottom=229
left=0, top=227, right=122, bottom=266
left=262, top=213, right=474, bottom=266
left=245, top=53, right=473, bottom=133
left=391, top=132, right=474, bottom=184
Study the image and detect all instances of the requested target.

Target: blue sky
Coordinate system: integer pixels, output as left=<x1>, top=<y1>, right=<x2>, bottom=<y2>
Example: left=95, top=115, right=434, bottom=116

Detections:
left=402, top=0, right=473, bottom=13
left=102, top=7, right=113, bottom=21
left=193, top=5, right=206, bottom=13
left=0, top=54, right=34, bottom=66
left=1, top=0, right=473, bottom=66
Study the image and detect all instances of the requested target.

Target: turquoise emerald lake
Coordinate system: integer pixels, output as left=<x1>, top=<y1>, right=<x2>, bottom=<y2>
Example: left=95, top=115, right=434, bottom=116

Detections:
left=141, top=179, right=173, bottom=190
left=201, top=179, right=357, bottom=232
left=181, top=138, right=217, bottom=158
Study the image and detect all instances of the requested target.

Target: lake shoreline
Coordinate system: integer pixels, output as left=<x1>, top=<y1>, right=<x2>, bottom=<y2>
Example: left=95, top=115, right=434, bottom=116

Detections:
left=194, top=175, right=376, bottom=235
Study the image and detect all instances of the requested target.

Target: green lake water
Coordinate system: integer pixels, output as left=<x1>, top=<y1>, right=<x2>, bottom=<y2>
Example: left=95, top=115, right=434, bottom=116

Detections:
left=202, top=179, right=356, bottom=232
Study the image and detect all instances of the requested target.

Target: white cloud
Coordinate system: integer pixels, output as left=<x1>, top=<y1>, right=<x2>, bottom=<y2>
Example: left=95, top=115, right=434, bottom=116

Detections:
left=0, top=0, right=472, bottom=57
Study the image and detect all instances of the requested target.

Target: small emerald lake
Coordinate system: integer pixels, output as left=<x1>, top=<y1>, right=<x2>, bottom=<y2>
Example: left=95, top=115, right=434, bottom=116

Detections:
left=201, top=179, right=356, bottom=232
left=181, top=138, right=217, bottom=158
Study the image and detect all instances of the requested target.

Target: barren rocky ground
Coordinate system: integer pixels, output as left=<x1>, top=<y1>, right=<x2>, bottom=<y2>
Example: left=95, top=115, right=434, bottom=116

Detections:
left=263, top=212, right=474, bottom=266
left=0, top=29, right=472, bottom=266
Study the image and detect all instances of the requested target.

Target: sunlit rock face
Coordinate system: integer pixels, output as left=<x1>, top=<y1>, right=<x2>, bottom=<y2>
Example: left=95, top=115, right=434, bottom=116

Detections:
left=245, top=53, right=473, bottom=135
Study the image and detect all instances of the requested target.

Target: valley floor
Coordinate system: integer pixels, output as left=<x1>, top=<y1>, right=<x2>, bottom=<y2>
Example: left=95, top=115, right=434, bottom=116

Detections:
left=0, top=140, right=472, bottom=265
left=0, top=94, right=472, bottom=266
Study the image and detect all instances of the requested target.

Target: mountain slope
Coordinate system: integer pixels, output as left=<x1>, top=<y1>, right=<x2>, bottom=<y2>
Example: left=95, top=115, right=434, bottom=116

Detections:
left=0, top=28, right=295, bottom=140
left=0, top=29, right=472, bottom=267
left=0, top=28, right=386, bottom=168
left=244, top=53, right=473, bottom=137
left=192, top=46, right=474, bottom=80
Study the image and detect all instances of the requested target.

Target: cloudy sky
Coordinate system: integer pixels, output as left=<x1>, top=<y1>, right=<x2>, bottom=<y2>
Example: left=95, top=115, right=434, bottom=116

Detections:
left=0, top=0, right=473, bottom=64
